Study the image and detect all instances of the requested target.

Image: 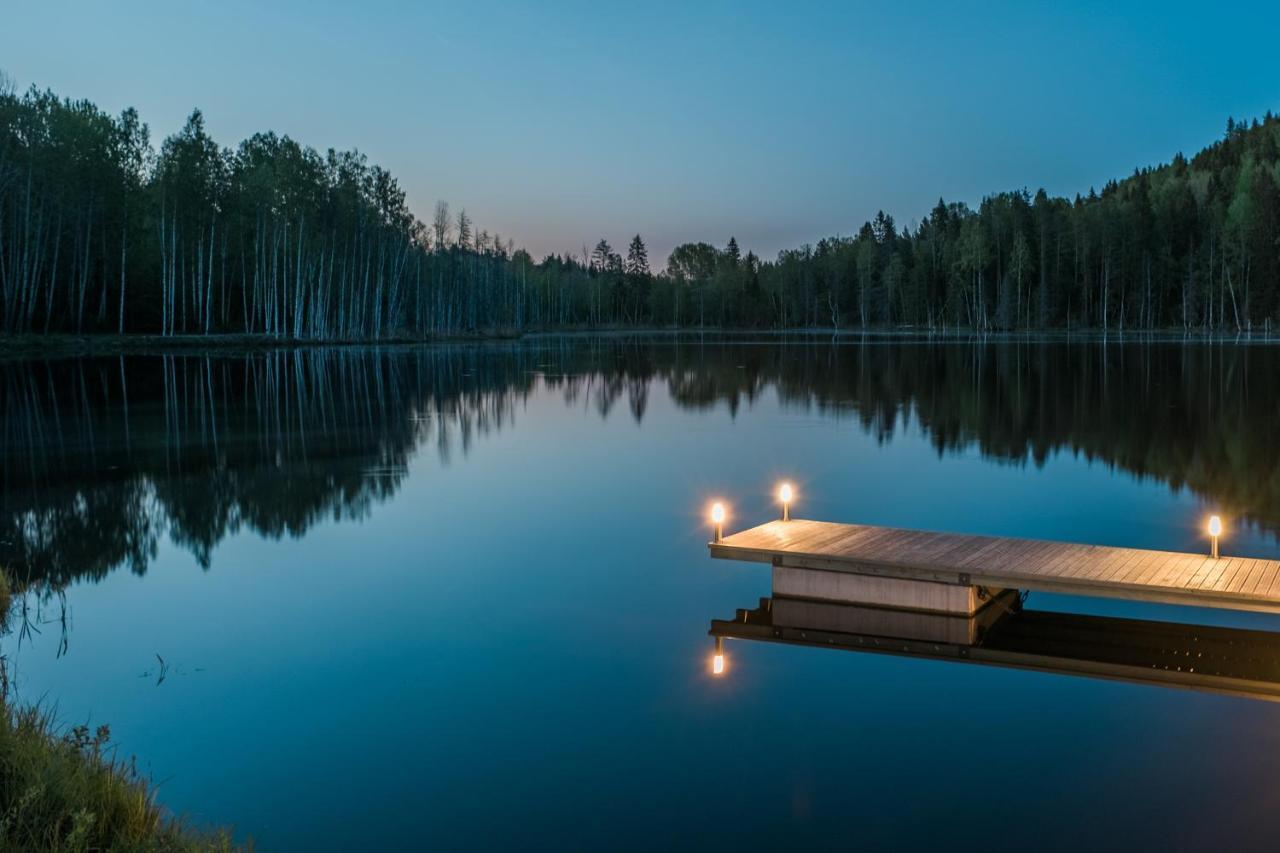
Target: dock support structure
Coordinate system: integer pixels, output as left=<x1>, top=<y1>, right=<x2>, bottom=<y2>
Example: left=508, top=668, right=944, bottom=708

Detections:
left=772, top=558, right=1006, bottom=616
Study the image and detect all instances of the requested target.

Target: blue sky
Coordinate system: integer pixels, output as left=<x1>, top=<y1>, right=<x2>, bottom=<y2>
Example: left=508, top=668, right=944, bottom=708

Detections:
left=4, top=0, right=1279, bottom=264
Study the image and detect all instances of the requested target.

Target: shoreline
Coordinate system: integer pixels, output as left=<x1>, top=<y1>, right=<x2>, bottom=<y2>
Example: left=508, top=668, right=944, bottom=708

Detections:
left=3, top=325, right=1280, bottom=359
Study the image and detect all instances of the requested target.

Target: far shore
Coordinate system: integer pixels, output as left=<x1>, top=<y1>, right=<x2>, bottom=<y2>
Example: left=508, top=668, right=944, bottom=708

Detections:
left=3, top=325, right=1280, bottom=359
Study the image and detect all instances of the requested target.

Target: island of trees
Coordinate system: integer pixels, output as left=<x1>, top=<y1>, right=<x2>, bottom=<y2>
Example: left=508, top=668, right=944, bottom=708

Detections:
left=2, top=74, right=1279, bottom=338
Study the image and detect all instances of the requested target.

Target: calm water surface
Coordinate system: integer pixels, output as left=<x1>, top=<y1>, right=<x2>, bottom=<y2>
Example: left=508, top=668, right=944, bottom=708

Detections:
left=4, top=335, right=1280, bottom=850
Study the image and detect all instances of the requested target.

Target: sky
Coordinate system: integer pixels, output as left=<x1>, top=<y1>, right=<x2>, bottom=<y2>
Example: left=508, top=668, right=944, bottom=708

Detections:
left=4, top=0, right=1279, bottom=265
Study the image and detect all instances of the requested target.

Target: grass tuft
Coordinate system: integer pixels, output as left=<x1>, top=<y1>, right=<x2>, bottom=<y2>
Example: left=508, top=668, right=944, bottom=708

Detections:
left=0, top=574, right=242, bottom=851
left=0, top=699, right=242, bottom=851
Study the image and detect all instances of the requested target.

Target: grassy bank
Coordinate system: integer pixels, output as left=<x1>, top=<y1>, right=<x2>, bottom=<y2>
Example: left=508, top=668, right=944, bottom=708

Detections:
left=0, top=573, right=239, bottom=851
left=0, top=707, right=239, bottom=851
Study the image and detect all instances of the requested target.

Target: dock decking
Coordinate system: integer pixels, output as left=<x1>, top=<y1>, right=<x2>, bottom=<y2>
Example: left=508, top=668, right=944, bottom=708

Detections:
left=709, top=519, right=1280, bottom=614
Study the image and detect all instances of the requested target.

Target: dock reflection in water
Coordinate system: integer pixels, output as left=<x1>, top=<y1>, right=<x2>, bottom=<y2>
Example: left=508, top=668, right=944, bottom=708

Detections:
left=710, top=591, right=1280, bottom=702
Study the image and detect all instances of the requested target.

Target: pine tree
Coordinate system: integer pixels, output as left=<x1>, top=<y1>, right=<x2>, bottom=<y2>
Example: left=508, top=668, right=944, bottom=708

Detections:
left=724, top=236, right=741, bottom=267
left=625, top=235, right=649, bottom=276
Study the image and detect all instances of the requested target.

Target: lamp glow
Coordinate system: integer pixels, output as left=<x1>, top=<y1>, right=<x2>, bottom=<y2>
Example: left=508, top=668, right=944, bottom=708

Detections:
left=1208, top=515, right=1223, bottom=559
left=778, top=482, right=794, bottom=521
left=712, top=637, right=727, bottom=676
left=711, top=502, right=726, bottom=542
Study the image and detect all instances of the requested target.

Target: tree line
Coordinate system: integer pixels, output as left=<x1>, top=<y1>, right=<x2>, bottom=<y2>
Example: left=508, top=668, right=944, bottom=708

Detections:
left=0, top=80, right=599, bottom=337
left=2, top=75, right=1279, bottom=336
left=677, top=115, right=1280, bottom=332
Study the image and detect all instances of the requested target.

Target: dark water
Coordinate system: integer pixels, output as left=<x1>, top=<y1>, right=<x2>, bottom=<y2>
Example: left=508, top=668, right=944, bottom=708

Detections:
left=4, top=335, right=1280, bottom=850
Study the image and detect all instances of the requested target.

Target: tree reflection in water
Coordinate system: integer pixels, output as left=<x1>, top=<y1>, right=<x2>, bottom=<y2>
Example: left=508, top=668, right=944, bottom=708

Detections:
left=1, top=335, right=1274, bottom=590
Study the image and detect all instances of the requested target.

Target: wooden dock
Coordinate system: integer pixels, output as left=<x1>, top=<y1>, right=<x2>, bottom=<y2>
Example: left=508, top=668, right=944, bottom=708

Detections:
left=709, top=519, right=1280, bottom=615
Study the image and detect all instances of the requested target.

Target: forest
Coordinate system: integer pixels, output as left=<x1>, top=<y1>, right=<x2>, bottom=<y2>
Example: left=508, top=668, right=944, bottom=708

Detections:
left=2, top=74, right=1279, bottom=336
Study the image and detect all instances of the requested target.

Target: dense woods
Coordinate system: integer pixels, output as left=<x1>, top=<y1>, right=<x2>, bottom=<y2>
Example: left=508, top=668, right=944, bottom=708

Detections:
left=2, top=76, right=1280, bottom=335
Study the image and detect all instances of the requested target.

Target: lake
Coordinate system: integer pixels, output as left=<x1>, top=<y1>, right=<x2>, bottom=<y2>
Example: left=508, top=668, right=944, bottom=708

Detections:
left=4, top=334, right=1280, bottom=850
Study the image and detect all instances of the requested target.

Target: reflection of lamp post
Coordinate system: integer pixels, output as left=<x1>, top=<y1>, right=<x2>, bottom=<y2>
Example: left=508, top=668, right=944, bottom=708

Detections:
left=711, top=502, right=726, bottom=543
left=1208, top=515, right=1223, bottom=560
left=778, top=482, right=794, bottom=522
left=712, top=636, right=726, bottom=676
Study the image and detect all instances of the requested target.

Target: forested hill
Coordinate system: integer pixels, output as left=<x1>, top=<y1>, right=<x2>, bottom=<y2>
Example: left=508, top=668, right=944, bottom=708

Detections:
left=1, top=77, right=1278, bottom=337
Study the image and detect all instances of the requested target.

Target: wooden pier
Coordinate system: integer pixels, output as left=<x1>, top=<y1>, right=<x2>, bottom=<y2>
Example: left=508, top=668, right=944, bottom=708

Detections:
left=709, top=519, right=1280, bottom=615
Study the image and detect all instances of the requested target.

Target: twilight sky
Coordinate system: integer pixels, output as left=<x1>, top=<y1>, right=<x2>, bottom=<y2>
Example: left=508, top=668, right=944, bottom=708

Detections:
left=4, top=0, right=1279, bottom=265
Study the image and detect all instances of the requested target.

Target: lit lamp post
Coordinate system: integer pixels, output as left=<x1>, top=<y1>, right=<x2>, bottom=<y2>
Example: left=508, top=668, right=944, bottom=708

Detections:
left=712, top=636, right=726, bottom=676
left=1208, top=515, right=1223, bottom=560
left=778, top=482, right=794, bottom=521
left=711, top=502, right=726, bottom=543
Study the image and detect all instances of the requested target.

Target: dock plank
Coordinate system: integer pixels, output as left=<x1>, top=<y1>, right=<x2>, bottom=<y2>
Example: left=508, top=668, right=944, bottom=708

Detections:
left=1199, top=556, right=1238, bottom=592
left=1212, top=558, right=1249, bottom=593
left=1146, top=553, right=1195, bottom=589
left=1088, top=547, right=1134, bottom=581
left=1181, top=556, right=1218, bottom=590
left=1038, top=544, right=1095, bottom=579
left=1234, top=559, right=1272, bottom=595
left=1251, top=562, right=1280, bottom=596
left=1101, top=547, right=1150, bottom=582
left=1074, top=546, right=1126, bottom=581
left=710, top=519, right=1280, bottom=615
left=1129, top=551, right=1171, bottom=587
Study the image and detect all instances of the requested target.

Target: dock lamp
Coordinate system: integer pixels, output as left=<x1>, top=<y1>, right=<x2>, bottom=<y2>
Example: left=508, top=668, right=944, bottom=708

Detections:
left=1208, top=515, right=1223, bottom=560
left=778, top=482, right=794, bottom=521
left=711, top=502, right=726, bottom=543
left=712, top=637, right=727, bottom=676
